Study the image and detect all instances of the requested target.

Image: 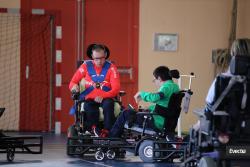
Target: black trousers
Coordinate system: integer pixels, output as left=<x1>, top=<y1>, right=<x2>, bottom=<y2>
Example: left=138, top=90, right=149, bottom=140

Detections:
left=83, top=98, right=115, bottom=131
left=109, top=109, right=155, bottom=137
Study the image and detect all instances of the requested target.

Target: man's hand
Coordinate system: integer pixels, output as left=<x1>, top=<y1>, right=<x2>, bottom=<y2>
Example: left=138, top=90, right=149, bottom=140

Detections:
left=134, top=92, right=142, bottom=104
left=71, top=84, right=80, bottom=93
left=94, top=96, right=103, bottom=103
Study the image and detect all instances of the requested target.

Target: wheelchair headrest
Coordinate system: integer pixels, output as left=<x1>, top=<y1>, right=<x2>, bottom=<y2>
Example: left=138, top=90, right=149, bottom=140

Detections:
left=230, top=55, right=250, bottom=76
left=169, top=69, right=180, bottom=79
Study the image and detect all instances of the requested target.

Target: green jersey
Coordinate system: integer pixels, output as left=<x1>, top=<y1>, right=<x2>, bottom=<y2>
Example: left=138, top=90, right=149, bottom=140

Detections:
left=140, top=80, right=180, bottom=130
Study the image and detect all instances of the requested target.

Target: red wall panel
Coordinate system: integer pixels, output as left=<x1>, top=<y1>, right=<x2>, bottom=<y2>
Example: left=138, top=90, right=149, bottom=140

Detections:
left=21, top=0, right=78, bottom=132
left=84, top=0, right=139, bottom=107
left=21, top=0, right=139, bottom=132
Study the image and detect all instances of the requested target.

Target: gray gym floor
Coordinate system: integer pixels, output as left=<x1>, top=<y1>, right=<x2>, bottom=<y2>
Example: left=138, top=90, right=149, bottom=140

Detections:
left=0, top=132, right=180, bottom=167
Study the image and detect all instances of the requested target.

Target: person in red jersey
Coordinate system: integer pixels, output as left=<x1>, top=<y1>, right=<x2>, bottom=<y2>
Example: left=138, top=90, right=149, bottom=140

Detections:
left=69, top=43, right=120, bottom=136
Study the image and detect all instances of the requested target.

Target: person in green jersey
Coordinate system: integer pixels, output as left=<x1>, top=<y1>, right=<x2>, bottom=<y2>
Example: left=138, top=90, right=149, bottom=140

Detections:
left=107, top=66, right=180, bottom=137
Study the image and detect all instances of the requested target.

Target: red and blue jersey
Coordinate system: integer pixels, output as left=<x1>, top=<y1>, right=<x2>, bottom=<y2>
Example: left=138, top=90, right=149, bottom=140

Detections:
left=69, top=60, right=120, bottom=100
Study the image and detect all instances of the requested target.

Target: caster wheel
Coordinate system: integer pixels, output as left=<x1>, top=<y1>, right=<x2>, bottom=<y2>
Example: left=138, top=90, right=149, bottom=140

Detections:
left=95, top=150, right=105, bottom=161
left=106, top=149, right=116, bottom=160
left=7, top=148, right=15, bottom=162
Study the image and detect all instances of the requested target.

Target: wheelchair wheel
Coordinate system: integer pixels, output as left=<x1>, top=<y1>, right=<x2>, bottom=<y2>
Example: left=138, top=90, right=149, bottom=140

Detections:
left=198, top=157, right=216, bottom=167
left=7, top=147, right=15, bottom=162
left=138, top=140, right=160, bottom=163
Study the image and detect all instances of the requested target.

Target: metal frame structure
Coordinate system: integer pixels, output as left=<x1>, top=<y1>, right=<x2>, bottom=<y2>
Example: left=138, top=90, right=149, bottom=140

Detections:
left=0, top=108, right=43, bottom=162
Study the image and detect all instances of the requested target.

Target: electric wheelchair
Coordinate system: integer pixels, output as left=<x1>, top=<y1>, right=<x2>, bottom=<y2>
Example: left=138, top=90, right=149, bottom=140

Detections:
left=0, top=108, right=43, bottom=162
left=67, top=81, right=128, bottom=158
left=183, top=55, right=250, bottom=167
left=122, top=89, right=193, bottom=163
left=67, top=59, right=127, bottom=159
left=67, top=69, right=194, bottom=163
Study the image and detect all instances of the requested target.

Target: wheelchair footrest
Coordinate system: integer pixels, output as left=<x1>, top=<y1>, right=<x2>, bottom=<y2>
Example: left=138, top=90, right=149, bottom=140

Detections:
left=124, top=123, right=157, bottom=135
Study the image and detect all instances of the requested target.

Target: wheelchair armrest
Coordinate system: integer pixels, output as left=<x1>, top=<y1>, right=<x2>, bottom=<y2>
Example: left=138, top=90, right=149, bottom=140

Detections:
left=119, top=91, right=126, bottom=97
left=193, top=109, right=229, bottom=118
left=212, top=111, right=229, bottom=116
left=125, top=112, right=160, bottom=136
left=78, top=99, right=85, bottom=103
left=136, top=112, right=160, bottom=126
left=136, top=112, right=159, bottom=117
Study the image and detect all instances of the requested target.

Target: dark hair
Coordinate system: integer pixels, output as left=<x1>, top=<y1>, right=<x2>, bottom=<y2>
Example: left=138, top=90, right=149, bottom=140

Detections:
left=86, top=43, right=110, bottom=59
left=153, top=66, right=180, bottom=81
left=92, top=44, right=107, bottom=55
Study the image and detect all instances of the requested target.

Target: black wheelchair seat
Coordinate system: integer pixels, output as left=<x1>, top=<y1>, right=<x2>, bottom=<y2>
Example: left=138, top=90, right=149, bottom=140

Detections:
left=208, top=74, right=250, bottom=136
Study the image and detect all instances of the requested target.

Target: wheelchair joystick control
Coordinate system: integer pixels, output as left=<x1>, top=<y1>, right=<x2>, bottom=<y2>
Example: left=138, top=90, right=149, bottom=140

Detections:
left=138, top=106, right=143, bottom=112
left=95, top=82, right=101, bottom=89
